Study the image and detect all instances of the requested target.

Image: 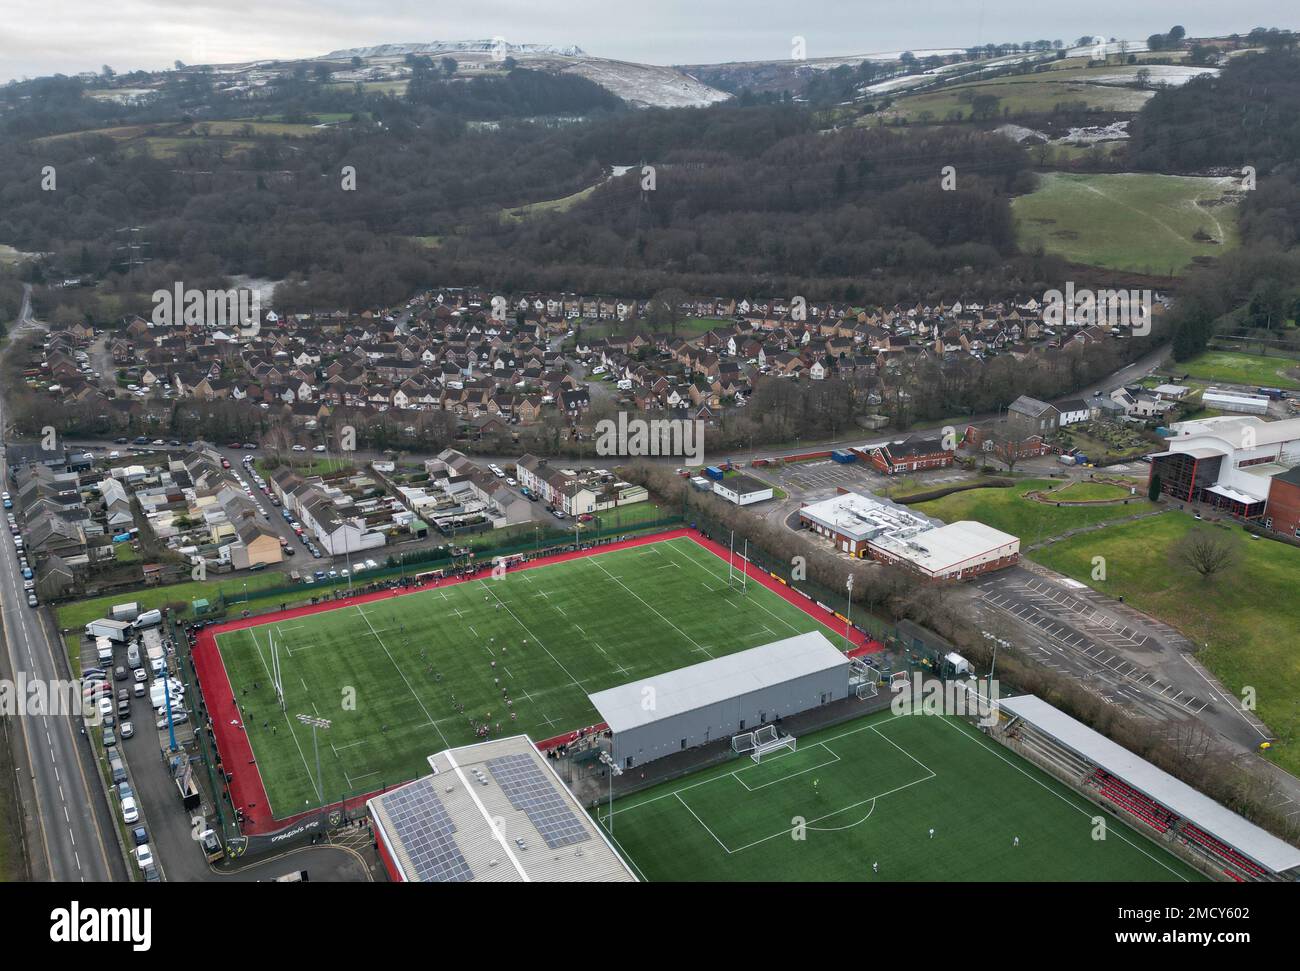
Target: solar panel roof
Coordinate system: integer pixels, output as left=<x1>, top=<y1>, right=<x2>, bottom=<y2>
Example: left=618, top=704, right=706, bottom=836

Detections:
left=381, top=776, right=474, bottom=883
left=487, top=752, right=591, bottom=849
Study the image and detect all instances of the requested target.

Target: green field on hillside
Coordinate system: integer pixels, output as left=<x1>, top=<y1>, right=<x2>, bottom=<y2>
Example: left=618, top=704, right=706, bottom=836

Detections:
left=1013, top=172, right=1240, bottom=273
left=215, top=537, right=848, bottom=815
left=601, top=709, right=1202, bottom=881
left=1176, top=351, right=1300, bottom=390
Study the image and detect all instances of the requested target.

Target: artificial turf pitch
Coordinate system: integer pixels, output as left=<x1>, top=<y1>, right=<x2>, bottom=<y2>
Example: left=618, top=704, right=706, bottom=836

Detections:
left=597, top=709, right=1206, bottom=882
left=215, top=535, right=846, bottom=816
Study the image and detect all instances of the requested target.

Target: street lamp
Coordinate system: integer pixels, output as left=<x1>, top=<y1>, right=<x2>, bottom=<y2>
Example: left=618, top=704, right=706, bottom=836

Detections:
left=296, top=714, right=332, bottom=805
left=598, top=750, right=623, bottom=834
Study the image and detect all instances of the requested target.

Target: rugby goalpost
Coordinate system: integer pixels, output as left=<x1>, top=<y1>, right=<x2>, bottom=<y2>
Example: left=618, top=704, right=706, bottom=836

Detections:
left=732, top=725, right=797, bottom=763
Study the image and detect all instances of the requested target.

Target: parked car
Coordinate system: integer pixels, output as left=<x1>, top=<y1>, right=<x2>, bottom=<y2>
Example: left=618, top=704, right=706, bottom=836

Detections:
left=131, top=825, right=149, bottom=847
left=103, top=727, right=117, bottom=748
left=121, top=797, right=139, bottom=824
left=120, top=721, right=134, bottom=738
left=114, top=665, right=128, bottom=682
left=135, top=844, right=153, bottom=870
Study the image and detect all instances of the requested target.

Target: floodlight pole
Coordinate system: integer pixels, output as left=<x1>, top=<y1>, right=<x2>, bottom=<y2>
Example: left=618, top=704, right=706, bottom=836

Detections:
left=728, top=529, right=734, bottom=587
left=297, top=714, right=332, bottom=805
left=599, top=750, right=622, bottom=834
left=844, top=574, right=855, bottom=653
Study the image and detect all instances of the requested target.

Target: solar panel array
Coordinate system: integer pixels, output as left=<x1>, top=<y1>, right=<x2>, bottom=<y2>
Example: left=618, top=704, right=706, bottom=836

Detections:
left=487, top=753, right=591, bottom=849
left=382, top=777, right=475, bottom=883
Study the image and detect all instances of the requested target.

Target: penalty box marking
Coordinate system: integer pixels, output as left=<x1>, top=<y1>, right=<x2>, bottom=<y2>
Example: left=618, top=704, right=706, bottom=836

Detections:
left=613, top=716, right=937, bottom=855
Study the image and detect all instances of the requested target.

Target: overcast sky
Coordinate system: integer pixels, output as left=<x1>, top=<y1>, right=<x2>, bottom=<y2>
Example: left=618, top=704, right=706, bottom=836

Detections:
left=3, top=1, right=1295, bottom=83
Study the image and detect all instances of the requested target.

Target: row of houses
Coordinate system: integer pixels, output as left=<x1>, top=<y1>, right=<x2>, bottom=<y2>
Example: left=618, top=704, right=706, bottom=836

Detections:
left=514, top=455, right=649, bottom=517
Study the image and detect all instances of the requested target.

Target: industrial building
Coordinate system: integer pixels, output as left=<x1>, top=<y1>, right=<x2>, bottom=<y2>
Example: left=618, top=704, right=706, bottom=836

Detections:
left=1199, top=389, right=1271, bottom=416
left=797, top=490, right=1020, bottom=579
left=1148, top=415, right=1300, bottom=520
left=367, top=735, right=636, bottom=883
left=588, top=631, right=850, bottom=768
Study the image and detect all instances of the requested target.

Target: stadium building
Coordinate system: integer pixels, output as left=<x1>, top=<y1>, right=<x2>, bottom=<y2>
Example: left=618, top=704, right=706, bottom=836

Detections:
left=588, top=631, right=851, bottom=769
left=998, top=695, right=1300, bottom=882
left=1148, top=415, right=1300, bottom=520
left=367, top=735, right=637, bottom=883
left=798, top=490, right=1019, bottom=579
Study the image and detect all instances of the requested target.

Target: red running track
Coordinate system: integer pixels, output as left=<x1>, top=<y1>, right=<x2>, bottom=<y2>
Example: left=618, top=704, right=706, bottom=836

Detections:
left=189, top=527, right=881, bottom=834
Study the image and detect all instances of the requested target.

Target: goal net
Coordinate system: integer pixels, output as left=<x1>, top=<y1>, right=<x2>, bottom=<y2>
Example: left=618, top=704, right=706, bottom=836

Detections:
left=731, top=730, right=757, bottom=755
left=751, top=726, right=796, bottom=763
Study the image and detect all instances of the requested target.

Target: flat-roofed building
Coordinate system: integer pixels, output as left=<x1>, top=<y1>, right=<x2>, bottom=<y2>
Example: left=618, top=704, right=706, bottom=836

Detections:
left=368, top=735, right=636, bottom=883
left=712, top=472, right=774, bottom=505
left=798, top=490, right=1019, bottom=578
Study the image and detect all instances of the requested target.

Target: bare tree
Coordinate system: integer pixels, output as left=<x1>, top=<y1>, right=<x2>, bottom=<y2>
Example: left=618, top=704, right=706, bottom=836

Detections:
left=1171, top=528, right=1238, bottom=580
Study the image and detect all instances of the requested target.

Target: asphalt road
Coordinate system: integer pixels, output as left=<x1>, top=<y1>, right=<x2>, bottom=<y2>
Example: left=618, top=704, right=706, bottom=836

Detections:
left=1, top=287, right=126, bottom=882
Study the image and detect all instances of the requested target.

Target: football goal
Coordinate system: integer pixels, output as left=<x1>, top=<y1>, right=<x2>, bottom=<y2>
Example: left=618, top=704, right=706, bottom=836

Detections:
left=750, top=725, right=796, bottom=763
left=731, top=730, right=757, bottom=755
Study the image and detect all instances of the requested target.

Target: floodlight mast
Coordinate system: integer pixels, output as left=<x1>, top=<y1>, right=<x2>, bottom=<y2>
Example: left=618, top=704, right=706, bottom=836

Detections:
left=844, top=573, right=855, bottom=653
left=598, top=750, right=623, bottom=834
left=296, top=713, right=332, bottom=805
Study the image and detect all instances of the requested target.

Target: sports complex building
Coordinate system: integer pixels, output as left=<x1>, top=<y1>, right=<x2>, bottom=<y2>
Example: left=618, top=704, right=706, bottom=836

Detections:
left=587, top=631, right=852, bottom=769
left=798, top=490, right=1020, bottom=579
left=1149, top=415, right=1300, bottom=523
left=368, top=734, right=637, bottom=883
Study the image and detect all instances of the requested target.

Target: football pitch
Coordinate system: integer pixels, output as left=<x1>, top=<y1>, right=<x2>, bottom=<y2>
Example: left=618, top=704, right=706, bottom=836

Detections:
left=214, top=535, right=847, bottom=816
left=597, top=709, right=1206, bottom=882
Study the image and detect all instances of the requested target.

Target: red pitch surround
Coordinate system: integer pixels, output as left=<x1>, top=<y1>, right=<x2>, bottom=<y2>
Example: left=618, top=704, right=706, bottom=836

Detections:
left=189, top=527, right=883, bottom=835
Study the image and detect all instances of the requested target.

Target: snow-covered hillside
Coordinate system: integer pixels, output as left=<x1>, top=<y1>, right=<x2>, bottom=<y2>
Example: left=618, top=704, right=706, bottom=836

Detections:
left=318, top=40, right=730, bottom=109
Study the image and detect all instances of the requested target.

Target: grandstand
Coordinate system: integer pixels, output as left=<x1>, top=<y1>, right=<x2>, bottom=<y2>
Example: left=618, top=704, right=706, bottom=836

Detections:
left=997, top=695, right=1300, bottom=882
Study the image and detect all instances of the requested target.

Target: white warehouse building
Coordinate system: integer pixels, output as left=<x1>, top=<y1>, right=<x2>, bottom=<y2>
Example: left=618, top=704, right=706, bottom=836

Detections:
left=588, top=632, right=850, bottom=769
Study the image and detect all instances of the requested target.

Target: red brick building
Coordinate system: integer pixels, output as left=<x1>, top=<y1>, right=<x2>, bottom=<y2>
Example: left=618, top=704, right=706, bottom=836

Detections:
left=866, top=437, right=954, bottom=475
left=1265, top=467, right=1300, bottom=538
